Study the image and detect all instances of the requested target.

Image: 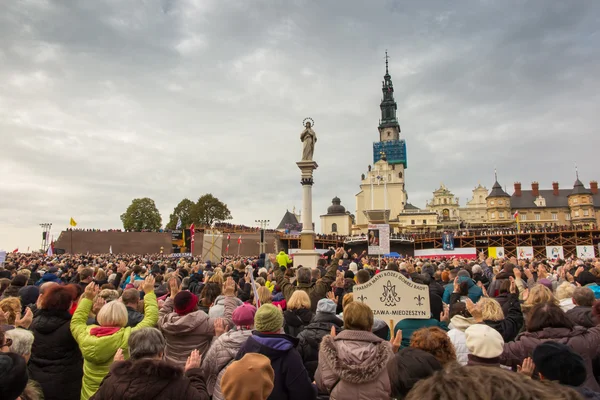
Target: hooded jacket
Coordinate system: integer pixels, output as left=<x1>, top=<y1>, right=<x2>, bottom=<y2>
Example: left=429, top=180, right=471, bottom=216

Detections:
left=70, top=292, right=158, bottom=400
left=158, top=295, right=236, bottom=367
left=442, top=277, right=483, bottom=304
left=208, top=295, right=243, bottom=320
left=447, top=315, right=477, bottom=366
left=89, top=359, right=208, bottom=400
left=315, top=330, right=393, bottom=400
left=201, top=328, right=253, bottom=400
left=566, top=306, right=596, bottom=328
left=236, top=332, right=317, bottom=400
left=501, top=326, right=600, bottom=392
left=29, top=309, right=83, bottom=400
left=296, top=313, right=343, bottom=381
left=35, top=273, right=62, bottom=286
left=483, top=292, right=523, bottom=342
left=284, top=308, right=314, bottom=337
left=276, top=251, right=292, bottom=269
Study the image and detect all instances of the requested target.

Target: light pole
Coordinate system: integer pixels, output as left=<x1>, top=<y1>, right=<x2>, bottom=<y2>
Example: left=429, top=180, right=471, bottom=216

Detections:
left=255, top=219, right=270, bottom=254
left=39, top=223, right=52, bottom=252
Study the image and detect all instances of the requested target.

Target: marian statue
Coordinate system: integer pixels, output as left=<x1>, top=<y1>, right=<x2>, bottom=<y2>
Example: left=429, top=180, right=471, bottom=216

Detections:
left=300, top=119, right=317, bottom=161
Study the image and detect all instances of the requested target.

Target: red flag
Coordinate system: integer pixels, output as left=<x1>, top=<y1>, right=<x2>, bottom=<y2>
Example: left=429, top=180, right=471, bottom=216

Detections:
left=227, top=234, right=231, bottom=241
left=226, top=244, right=230, bottom=253
left=238, top=236, right=242, bottom=245
left=189, top=224, right=195, bottom=254
left=12, top=248, right=18, bottom=253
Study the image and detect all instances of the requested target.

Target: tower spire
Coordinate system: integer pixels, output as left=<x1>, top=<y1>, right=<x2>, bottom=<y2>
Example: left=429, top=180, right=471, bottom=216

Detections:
left=575, top=162, right=579, bottom=180
left=494, top=168, right=498, bottom=182
left=385, top=50, right=389, bottom=75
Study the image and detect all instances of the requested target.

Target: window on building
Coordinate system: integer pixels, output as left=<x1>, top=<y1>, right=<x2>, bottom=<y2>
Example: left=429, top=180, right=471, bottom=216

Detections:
left=398, top=172, right=403, bottom=178
left=575, top=211, right=580, bottom=217
left=411, top=220, right=415, bottom=225
left=566, top=213, right=571, bottom=221
left=499, top=212, right=504, bottom=218
left=535, top=213, right=541, bottom=221
left=552, top=213, right=558, bottom=221
left=574, top=198, right=578, bottom=204
left=331, top=223, right=337, bottom=233
left=584, top=210, right=589, bottom=217
left=491, top=212, right=496, bottom=219
left=499, top=200, right=503, bottom=206
left=388, top=174, right=391, bottom=181
left=444, top=198, right=447, bottom=204
left=479, top=195, right=483, bottom=203
left=521, top=214, right=527, bottom=221
left=490, top=201, right=495, bottom=206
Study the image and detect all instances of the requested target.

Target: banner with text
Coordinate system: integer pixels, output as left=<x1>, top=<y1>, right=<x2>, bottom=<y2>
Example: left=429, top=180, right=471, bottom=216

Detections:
left=576, top=245, right=596, bottom=259
left=368, top=224, right=390, bottom=255
left=488, top=247, right=505, bottom=259
left=414, top=247, right=477, bottom=259
left=517, top=246, right=534, bottom=260
left=354, top=270, right=430, bottom=328
left=546, top=246, right=564, bottom=260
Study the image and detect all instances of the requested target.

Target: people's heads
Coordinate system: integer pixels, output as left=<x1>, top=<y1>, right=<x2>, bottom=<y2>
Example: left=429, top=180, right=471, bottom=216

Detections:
left=0, top=298, right=22, bottom=325
left=98, top=289, right=119, bottom=303
left=387, top=348, right=442, bottom=399
left=316, top=298, right=337, bottom=315
left=255, top=277, right=266, bottom=287
left=457, top=269, right=471, bottom=279
left=471, top=264, right=482, bottom=275
left=555, top=281, right=575, bottom=301
left=342, top=293, right=354, bottom=310
left=95, top=269, right=107, bottom=282
left=572, top=286, right=595, bottom=307
left=0, top=352, right=29, bottom=400
left=96, top=300, right=128, bottom=327
left=533, top=342, right=586, bottom=386
left=410, top=327, right=456, bottom=366
left=128, top=328, right=166, bottom=361
left=527, top=302, right=574, bottom=333
left=5, top=329, right=34, bottom=363
left=199, top=282, right=221, bottom=307
left=10, top=275, right=27, bottom=288
left=356, top=269, right=370, bottom=284
left=232, top=303, right=257, bottom=329
left=174, top=291, right=199, bottom=316
left=464, top=324, right=504, bottom=362
left=449, top=301, right=470, bottom=319
left=40, top=284, right=77, bottom=311
left=254, top=304, right=284, bottom=333
left=257, top=286, right=272, bottom=306
left=387, top=262, right=399, bottom=272
left=448, top=269, right=459, bottom=280
left=343, top=301, right=374, bottom=331
left=221, top=353, right=274, bottom=400
left=311, top=269, right=321, bottom=282
left=477, top=298, right=504, bottom=321
left=121, top=288, right=140, bottom=308
left=524, top=285, right=557, bottom=308
left=17, top=286, right=39, bottom=310
left=79, top=268, right=94, bottom=283
left=404, top=364, right=580, bottom=400
left=296, top=267, right=312, bottom=285
left=287, top=290, right=310, bottom=311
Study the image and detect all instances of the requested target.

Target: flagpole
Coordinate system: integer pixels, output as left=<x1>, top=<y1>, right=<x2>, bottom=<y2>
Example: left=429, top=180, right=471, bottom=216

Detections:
left=70, top=228, right=73, bottom=254
left=237, top=236, right=241, bottom=256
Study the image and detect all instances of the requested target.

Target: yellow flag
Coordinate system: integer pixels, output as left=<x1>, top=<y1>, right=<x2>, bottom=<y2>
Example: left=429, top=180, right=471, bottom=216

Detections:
left=70, top=217, right=77, bottom=227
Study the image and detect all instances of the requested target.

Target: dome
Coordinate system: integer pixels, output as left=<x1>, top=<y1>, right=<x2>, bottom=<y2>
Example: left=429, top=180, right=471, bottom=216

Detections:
left=327, top=197, right=346, bottom=214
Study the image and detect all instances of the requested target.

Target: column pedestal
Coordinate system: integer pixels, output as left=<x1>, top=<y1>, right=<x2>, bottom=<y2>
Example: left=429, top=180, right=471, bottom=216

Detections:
left=294, top=160, right=320, bottom=269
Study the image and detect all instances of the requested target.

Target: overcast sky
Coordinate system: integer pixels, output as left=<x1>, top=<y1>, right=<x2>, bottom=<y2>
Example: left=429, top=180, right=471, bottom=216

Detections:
left=1, top=0, right=599, bottom=251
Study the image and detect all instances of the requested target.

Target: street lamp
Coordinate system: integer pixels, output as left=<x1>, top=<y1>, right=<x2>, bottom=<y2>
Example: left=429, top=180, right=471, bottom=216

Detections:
left=39, top=223, right=52, bottom=252
left=255, top=220, right=270, bottom=254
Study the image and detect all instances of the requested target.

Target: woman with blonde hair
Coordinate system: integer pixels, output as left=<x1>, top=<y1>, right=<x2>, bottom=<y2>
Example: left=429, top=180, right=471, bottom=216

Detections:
left=466, top=277, right=523, bottom=342
left=70, top=276, right=158, bottom=400
left=521, top=284, right=558, bottom=317
left=283, top=290, right=313, bottom=337
left=257, top=286, right=273, bottom=306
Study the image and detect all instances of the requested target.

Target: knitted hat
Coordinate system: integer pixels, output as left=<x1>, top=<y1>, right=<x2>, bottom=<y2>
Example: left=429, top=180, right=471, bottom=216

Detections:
left=537, top=278, right=553, bottom=291
left=18, top=286, right=39, bottom=308
left=532, top=342, right=586, bottom=386
left=0, top=353, right=29, bottom=400
left=254, top=304, right=283, bottom=333
left=173, top=291, right=198, bottom=316
left=233, top=303, right=257, bottom=328
left=221, top=353, right=274, bottom=400
left=349, top=262, right=358, bottom=273
left=316, top=298, right=337, bottom=315
left=465, top=324, right=504, bottom=359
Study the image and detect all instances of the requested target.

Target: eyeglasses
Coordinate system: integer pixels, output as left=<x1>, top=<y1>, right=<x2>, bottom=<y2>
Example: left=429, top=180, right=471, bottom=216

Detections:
left=2, top=338, right=12, bottom=348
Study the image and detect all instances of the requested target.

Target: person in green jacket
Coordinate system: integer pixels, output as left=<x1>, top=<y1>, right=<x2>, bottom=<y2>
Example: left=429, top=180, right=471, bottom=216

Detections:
left=276, top=250, right=292, bottom=269
left=394, top=309, right=449, bottom=350
left=71, top=275, right=159, bottom=400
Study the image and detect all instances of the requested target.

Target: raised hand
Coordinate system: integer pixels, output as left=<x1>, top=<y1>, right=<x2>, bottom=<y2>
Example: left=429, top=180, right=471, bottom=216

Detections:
left=185, top=349, right=201, bottom=371
left=15, top=307, right=33, bottom=329
left=453, top=276, right=460, bottom=293
left=223, top=276, right=236, bottom=297
left=326, top=291, right=336, bottom=301
left=390, top=329, right=402, bottom=353
left=517, top=357, right=535, bottom=377
left=117, top=261, right=127, bottom=274
left=113, top=348, right=124, bottom=362
left=330, top=325, right=337, bottom=338
left=84, top=283, right=99, bottom=300
left=143, top=274, right=155, bottom=294
left=214, top=318, right=229, bottom=337
left=509, top=276, right=517, bottom=294
left=169, top=277, right=180, bottom=298
left=92, top=297, right=106, bottom=315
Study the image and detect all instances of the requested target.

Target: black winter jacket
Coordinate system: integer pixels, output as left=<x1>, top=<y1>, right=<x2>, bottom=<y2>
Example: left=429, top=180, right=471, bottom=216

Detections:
left=296, top=313, right=343, bottom=380
left=284, top=308, right=314, bottom=337
left=484, top=292, right=524, bottom=342
left=236, top=332, right=317, bottom=400
left=28, top=309, right=83, bottom=400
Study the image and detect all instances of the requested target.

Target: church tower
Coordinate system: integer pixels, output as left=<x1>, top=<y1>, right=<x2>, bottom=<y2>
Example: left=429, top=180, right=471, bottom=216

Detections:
left=355, top=53, right=409, bottom=229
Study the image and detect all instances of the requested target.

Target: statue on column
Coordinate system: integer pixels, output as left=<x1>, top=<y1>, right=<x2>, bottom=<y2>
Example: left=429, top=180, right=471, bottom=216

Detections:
left=300, top=118, right=317, bottom=161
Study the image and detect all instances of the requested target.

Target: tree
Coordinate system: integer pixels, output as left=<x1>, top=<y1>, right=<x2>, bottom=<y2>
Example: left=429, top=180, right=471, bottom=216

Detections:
left=166, top=198, right=196, bottom=230
left=193, top=194, right=232, bottom=226
left=120, top=198, right=162, bottom=231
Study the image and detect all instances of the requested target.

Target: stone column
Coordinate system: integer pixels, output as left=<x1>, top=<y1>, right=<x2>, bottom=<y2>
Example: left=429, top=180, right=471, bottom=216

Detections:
left=294, top=160, right=320, bottom=268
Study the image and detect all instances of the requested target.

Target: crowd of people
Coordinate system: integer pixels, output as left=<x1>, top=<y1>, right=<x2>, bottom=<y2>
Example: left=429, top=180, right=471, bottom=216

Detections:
left=2, top=249, right=600, bottom=399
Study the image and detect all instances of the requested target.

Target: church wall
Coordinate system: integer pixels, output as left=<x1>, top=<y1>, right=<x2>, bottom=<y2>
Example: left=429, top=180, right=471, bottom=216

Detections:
left=320, top=214, right=352, bottom=235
